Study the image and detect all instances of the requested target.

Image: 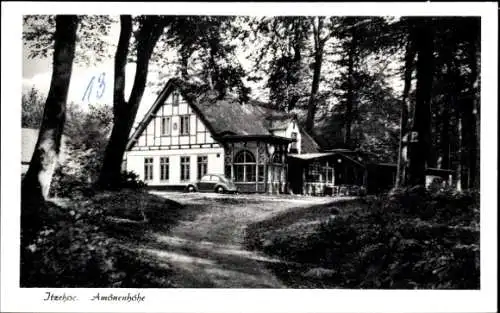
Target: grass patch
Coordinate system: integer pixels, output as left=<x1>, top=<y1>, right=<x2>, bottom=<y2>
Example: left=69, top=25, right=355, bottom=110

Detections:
left=245, top=189, right=480, bottom=289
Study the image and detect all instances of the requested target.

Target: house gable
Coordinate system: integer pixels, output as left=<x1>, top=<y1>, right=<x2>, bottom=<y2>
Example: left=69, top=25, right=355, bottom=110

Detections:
left=126, top=78, right=321, bottom=154
left=127, top=80, right=221, bottom=151
left=267, top=117, right=303, bottom=154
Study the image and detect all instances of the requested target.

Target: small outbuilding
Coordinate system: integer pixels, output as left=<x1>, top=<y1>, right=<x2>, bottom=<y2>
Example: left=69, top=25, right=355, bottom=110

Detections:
left=288, top=149, right=375, bottom=196
left=287, top=149, right=456, bottom=195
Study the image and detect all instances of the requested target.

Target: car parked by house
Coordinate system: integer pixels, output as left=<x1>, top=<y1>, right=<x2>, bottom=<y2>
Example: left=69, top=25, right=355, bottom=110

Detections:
left=185, top=174, right=238, bottom=193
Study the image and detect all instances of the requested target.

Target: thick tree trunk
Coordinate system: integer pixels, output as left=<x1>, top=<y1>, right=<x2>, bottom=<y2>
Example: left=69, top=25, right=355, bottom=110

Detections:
left=440, top=45, right=458, bottom=171
left=408, top=22, right=434, bottom=186
left=305, top=49, right=323, bottom=132
left=305, top=18, right=325, bottom=132
left=21, top=15, right=78, bottom=200
left=344, top=28, right=358, bottom=149
left=180, top=48, right=190, bottom=81
left=468, top=37, right=479, bottom=189
left=98, top=16, right=164, bottom=189
left=456, top=114, right=463, bottom=191
left=460, top=99, right=472, bottom=190
left=21, top=15, right=78, bottom=240
left=97, top=16, right=132, bottom=188
left=440, top=96, right=451, bottom=170
left=395, top=34, right=416, bottom=188
left=288, top=25, right=303, bottom=112
left=207, top=37, right=218, bottom=93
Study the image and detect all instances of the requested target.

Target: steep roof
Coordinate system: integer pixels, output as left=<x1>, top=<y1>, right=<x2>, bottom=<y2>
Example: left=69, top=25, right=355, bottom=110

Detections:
left=193, top=92, right=275, bottom=136
left=127, top=78, right=321, bottom=151
left=300, top=129, right=321, bottom=153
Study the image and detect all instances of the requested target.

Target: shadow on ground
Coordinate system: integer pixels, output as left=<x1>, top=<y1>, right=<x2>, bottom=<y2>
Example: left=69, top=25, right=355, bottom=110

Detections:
left=105, top=192, right=354, bottom=288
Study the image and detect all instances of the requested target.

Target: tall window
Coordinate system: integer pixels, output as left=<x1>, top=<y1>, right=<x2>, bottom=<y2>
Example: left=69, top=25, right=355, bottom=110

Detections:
left=172, top=91, right=180, bottom=106
left=290, top=132, right=298, bottom=151
left=180, top=116, right=190, bottom=135
left=258, top=165, right=265, bottom=182
left=144, top=157, right=153, bottom=181
left=234, top=150, right=256, bottom=182
left=272, top=153, right=282, bottom=182
left=180, top=156, right=190, bottom=181
left=197, top=156, right=208, bottom=179
left=160, top=157, right=169, bottom=181
left=161, top=117, right=171, bottom=136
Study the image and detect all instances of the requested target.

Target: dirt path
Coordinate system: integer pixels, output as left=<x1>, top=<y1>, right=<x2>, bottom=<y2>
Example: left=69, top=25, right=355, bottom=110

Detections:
left=134, top=192, right=345, bottom=288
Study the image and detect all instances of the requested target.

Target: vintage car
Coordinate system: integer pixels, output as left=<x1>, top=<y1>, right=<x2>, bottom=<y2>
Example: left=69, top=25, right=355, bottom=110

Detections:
left=185, top=174, right=238, bottom=194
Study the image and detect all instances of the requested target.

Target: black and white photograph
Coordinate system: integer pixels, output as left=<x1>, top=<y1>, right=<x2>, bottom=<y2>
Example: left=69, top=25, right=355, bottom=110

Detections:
left=1, top=2, right=498, bottom=313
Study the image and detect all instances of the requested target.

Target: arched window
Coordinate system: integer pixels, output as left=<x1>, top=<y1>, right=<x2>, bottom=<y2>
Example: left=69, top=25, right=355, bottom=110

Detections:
left=234, top=150, right=256, bottom=182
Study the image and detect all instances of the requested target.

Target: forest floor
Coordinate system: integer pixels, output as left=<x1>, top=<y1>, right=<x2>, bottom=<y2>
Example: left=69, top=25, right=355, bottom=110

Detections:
left=121, top=191, right=354, bottom=288
left=22, top=188, right=478, bottom=289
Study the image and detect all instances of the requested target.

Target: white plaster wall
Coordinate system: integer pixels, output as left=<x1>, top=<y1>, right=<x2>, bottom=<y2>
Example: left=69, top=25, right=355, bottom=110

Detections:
left=126, top=147, right=225, bottom=185
left=273, top=121, right=302, bottom=154
left=134, top=91, right=217, bottom=148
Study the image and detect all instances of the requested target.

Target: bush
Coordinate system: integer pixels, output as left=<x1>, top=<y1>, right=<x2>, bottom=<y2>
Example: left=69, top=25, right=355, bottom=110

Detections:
left=47, top=102, right=113, bottom=198
left=118, top=171, right=147, bottom=189
left=50, top=144, right=101, bottom=198
left=248, top=188, right=480, bottom=289
left=21, top=201, right=122, bottom=287
left=51, top=146, right=146, bottom=198
left=21, top=190, right=181, bottom=287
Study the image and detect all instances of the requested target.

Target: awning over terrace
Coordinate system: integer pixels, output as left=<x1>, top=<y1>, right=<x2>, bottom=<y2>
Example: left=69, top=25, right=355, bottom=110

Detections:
left=288, top=152, right=336, bottom=160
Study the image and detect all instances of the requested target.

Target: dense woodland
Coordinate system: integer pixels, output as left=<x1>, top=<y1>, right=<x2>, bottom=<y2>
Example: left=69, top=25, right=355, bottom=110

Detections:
left=23, top=15, right=480, bottom=198
left=20, top=15, right=481, bottom=288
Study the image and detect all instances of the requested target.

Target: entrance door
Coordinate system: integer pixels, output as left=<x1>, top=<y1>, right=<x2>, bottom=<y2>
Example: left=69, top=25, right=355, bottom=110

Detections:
left=325, top=167, right=334, bottom=185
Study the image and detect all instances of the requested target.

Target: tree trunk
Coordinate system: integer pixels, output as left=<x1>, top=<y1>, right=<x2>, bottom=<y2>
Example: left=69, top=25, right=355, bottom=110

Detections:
left=21, top=15, right=78, bottom=239
left=22, top=15, right=78, bottom=200
left=180, top=47, right=190, bottom=81
left=98, top=16, right=164, bottom=189
left=456, top=114, right=463, bottom=191
left=97, top=16, right=133, bottom=188
left=408, top=21, right=434, bottom=186
left=468, top=37, right=479, bottom=189
left=305, top=18, right=325, bottom=132
left=305, top=49, right=323, bottom=132
left=440, top=43, right=458, bottom=171
left=460, top=98, right=472, bottom=190
left=440, top=94, right=451, bottom=170
left=343, top=28, right=358, bottom=149
left=288, top=20, right=304, bottom=112
left=395, top=33, right=416, bottom=188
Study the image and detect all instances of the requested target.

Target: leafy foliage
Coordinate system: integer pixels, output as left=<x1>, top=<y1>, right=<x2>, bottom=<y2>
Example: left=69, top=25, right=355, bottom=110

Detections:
left=248, top=17, right=311, bottom=111
left=29, top=100, right=114, bottom=197
left=22, top=87, right=45, bottom=128
left=23, top=15, right=114, bottom=64
left=21, top=190, right=183, bottom=287
left=154, top=16, right=251, bottom=102
left=117, top=171, right=147, bottom=190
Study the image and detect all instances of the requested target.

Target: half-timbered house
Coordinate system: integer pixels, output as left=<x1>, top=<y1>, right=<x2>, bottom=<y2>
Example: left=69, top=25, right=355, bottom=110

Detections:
left=124, top=79, right=320, bottom=193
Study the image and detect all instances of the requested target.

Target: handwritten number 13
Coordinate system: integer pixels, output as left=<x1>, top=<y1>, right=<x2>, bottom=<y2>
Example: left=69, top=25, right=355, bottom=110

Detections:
left=82, top=72, right=106, bottom=102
